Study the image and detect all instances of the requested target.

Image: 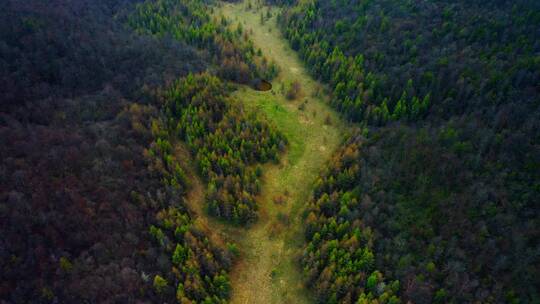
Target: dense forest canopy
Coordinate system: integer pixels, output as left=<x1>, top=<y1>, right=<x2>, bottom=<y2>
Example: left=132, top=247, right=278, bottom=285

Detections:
left=280, top=0, right=540, bottom=303
left=0, top=0, right=280, bottom=302
left=1, top=0, right=538, bottom=303
left=0, top=0, right=210, bottom=107
left=281, top=0, right=540, bottom=123
left=128, top=0, right=279, bottom=83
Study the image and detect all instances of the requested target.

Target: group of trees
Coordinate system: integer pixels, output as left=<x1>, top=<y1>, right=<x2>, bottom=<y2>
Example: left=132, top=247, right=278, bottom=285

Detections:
left=1, top=0, right=279, bottom=302
left=0, top=0, right=206, bottom=301
left=3, top=0, right=537, bottom=302
left=147, top=205, right=233, bottom=303
left=128, top=0, right=279, bottom=83
left=126, top=103, right=236, bottom=304
left=302, top=138, right=401, bottom=304
left=163, top=73, right=287, bottom=224
left=143, top=105, right=236, bottom=303
left=280, top=0, right=539, bottom=303
left=0, top=0, right=207, bottom=113
left=280, top=0, right=539, bottom=124
left=305, top=113, right=539, bottom=303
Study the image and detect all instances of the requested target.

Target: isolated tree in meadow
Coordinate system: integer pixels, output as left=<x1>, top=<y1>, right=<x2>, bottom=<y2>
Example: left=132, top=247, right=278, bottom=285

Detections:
left=286, top=80, right=302, bottom=100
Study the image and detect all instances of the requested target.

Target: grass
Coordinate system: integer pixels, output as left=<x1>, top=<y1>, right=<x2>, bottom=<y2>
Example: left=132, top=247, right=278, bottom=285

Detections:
left=235, top=88, right=306, bottom=165
left=205, top=1, right=350, bottom=303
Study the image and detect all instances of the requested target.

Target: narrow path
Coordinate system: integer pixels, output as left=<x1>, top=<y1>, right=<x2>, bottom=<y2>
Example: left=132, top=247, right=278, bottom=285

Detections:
left=215, top=1, right=348, bottom=303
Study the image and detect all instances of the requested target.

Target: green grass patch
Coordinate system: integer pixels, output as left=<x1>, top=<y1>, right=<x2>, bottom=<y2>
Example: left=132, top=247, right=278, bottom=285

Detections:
left=232, top=88, right=306, bottom=165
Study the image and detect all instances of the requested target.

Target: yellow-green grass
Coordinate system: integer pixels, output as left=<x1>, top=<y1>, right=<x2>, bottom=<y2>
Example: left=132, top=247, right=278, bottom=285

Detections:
left=212, top=1, right=350, bottom=303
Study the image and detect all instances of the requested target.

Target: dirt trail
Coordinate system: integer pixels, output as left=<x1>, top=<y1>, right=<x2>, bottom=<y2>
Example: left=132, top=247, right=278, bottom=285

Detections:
left=177, top=1, right=347, bottom=303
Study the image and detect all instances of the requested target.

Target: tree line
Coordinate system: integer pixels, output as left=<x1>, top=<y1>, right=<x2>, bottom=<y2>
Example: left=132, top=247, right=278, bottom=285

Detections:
left=128, top=0, right=280, bottom=84
left=280, top=0, right=540, bottom=303
left=302, top=135, right=400, bottom=304
left=280, top=0, right=539, bottom=125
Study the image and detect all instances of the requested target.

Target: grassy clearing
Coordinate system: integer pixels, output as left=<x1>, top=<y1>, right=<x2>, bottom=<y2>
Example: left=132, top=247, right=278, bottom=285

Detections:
left=214, top=1, right=349, bottom=304
left=129, top=1, right=352, bottom=304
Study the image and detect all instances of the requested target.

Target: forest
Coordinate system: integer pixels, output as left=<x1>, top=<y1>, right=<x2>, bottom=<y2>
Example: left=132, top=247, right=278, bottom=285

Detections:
left=1, top=0, right=538, bottom=303
left=0, top=0, right=279, bottom=302
left=280, top=0, right=539, bottom=303
left=281, top=0, right=539, bottom=124
left=162, top=73, right=286, bottom=224
left=128, top=0, right=279, bottom=83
